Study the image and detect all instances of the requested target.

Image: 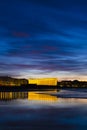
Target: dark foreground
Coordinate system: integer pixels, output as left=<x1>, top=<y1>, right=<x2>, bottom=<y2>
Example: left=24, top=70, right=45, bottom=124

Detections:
left=0, top=89, right=87, bottom=130
left=1, top=105, right=87, bottom=130
left=0, top=85, right=58, bottom=92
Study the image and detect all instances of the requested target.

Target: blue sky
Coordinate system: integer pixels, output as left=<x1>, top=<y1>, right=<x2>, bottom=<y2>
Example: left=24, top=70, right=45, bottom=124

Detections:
left=0, top=0, right=87, bottom=80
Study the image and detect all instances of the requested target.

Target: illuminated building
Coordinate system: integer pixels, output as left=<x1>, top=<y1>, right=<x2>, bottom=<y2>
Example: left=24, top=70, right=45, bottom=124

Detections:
left=0, top=76, right=28, bottom=86
left=28, top=78, right=57, bottom=86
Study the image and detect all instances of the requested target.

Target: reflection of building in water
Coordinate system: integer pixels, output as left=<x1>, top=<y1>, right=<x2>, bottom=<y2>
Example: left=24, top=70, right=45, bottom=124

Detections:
left=29, top=78, right=57, bottom=86
left=0, top=92, right=28, bottom=100
left=28, top=92, right=58, bottom=102
left=0, top=91, right=58, bottom=102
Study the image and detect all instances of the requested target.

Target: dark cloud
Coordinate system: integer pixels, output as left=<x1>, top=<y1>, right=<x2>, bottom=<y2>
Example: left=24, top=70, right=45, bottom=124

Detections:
left=0, top=0, right=87, bottom=79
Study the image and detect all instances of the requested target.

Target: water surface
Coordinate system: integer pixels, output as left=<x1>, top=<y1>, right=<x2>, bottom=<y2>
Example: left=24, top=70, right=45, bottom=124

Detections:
left=0, top=89, right=87, bottom=130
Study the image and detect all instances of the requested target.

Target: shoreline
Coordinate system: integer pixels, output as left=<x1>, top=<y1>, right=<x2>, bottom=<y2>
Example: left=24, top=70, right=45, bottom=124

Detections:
left=0, top=86, right=87, bottom=92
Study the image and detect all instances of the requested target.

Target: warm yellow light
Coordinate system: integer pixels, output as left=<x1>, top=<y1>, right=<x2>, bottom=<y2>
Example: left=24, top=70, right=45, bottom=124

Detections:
left=28, top=92, right=58, bottom=102
left=28, top=78, right=58, bottom=86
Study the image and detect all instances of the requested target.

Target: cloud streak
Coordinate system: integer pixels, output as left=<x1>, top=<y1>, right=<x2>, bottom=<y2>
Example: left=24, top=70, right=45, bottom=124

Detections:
left=0, top=0, right=87, bottom=80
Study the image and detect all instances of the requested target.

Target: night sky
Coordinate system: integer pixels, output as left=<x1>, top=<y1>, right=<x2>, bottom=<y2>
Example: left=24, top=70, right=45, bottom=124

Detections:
left=0, top=0, right=87, bottom=80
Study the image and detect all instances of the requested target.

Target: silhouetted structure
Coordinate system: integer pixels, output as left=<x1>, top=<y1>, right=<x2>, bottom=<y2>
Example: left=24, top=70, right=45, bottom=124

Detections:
left=0, top=76, right=28, bottom=86
left=58, top=80, right=87, bottom=88
left=0, top=76, right=87, bottom=89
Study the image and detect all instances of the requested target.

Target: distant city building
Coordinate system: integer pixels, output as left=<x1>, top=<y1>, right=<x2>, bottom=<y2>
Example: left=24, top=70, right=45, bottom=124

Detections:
left=0, top=76, right=28, bottom=86
left=28, top=78, right=58, bottom=86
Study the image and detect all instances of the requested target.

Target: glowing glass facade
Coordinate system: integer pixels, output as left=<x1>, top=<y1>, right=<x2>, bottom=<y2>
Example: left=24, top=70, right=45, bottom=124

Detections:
left=29, top=78, right=58, bottom=86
